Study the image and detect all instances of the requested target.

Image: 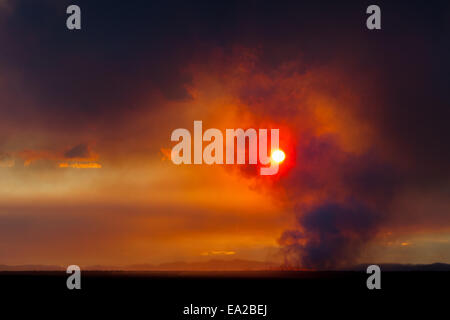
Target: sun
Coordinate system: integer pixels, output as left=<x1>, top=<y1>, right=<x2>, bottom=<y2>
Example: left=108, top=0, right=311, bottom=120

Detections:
left=271, top=149, right=286, bottom=164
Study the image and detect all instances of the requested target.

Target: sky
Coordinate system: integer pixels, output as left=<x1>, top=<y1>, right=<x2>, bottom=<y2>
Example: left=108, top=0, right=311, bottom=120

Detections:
left=0, top=0, right=449, bottom=269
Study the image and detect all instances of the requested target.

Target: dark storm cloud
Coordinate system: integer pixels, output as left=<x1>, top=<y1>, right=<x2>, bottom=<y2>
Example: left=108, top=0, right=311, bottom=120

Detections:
left=64, top=143, right=89, bottom=158
left=0, top=0, right=221, bottom=129
left=275, top=135, right=400, bottom=268
left=281, top=135, right=402, bottom=204
left=2, top=0, right=447, bottom=152
left=359, top=2, right=450, bottom=183
left=280, top=201, right=379, bottom=269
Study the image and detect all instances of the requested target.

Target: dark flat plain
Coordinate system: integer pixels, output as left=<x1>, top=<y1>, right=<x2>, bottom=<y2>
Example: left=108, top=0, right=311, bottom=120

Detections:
left=1, top=271, right=447, bottom=318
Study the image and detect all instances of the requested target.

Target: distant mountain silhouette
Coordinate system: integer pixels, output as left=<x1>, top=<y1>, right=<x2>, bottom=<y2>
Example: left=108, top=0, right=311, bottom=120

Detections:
left=0, top=264, right=64, bottom=271
left=346, top=263, right=450, bottom=272
left=0, top=259, right=278, bottom=271
left=128, top=259, right=279, bottom=271
left=1, top=261, right=449, bottom=271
